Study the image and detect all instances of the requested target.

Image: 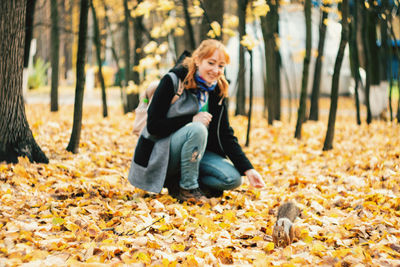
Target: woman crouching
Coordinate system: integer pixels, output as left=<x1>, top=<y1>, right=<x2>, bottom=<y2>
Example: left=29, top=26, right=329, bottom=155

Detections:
left=128, top=39, right=265, bottom=203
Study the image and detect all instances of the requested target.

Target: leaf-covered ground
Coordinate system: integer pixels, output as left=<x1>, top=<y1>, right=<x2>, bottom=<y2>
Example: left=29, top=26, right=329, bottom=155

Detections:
left=1, top=98, right=400, bottom=266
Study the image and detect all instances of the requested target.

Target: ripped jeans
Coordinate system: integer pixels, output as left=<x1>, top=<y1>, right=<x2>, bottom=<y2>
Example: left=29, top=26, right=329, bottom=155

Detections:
left=166, top=122, right=242, bottom=191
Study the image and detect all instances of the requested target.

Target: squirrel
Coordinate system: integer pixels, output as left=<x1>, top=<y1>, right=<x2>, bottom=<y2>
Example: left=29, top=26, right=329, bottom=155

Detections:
left=272, top=201, right=301, bottom=248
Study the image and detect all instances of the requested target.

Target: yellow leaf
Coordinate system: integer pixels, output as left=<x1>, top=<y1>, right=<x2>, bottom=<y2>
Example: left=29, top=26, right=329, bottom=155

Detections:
left=156, top=0, right=174, bottom=12
left=196, top=214, right=218, bottom=233
left=159, top=223, right=171, bottom=232
left=147, top=241, right=160, bottom=249
left=132, top=1, right=156, bottom=18
left=263, top=242, right=275, bottom=252
left=143, top=41, right=158, bottom=54
left=244, top=211, right=257, bottom=218
left=13, top=164, right=29, bottom=178
left=219, top=222, right=231, bottom=229
left=240, top=34, right=260, bottom=51
left=332, top=248, right=352, bottom=258
left=135, top=252, right=151, bottom=264
left=52, top=217, right=65, bottom=225
left=212, top=247, right=233, bottom=265
left=171, top=243, right=186, bottom=252
left=185, top=254, right=199, bottom=266
left=363, top=249, right=372, bottom=263
left=223, top=210, right=237, bottom=223
left=0, top=164, right=8, bottom=172
left=86, top=255, right=103, bottom=263
left=188, top=5, right=204, bottom=17
left=252, top=0, right=269, bottom=17
left=65, top=222, right=80, bottom=232
left=210, top=21, right=221, bottom=37
left=300, top=229, right=313, bottom=243
left=101, top=238, right=114, bottom=244
left=311, top=242, right=327, bottom=257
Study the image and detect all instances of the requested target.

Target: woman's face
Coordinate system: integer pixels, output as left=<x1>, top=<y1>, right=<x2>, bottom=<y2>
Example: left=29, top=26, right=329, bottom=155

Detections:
left=196, top=49, right=226, bottom=84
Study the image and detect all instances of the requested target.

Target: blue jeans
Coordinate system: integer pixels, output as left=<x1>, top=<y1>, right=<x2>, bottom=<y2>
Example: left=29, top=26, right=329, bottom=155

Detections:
left=166, top=122, right=242, bottom=191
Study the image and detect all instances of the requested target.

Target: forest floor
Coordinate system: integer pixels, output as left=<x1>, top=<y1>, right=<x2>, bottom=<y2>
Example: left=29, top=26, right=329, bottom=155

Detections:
left=1, top=97, right=400, bottom=266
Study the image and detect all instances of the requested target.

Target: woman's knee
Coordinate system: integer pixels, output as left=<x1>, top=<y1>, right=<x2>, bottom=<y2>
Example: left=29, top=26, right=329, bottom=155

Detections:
left=224, top=172, right=242, bottom=190
left=186, top=122, right=208, bottom=140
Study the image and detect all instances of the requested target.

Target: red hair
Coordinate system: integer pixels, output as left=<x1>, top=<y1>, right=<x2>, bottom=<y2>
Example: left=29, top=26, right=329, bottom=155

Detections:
left=183, top=39, right=230, bottom=97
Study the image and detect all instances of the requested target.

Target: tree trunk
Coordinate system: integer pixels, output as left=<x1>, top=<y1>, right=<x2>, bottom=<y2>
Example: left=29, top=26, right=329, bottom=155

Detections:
left=379, top=0, right=390, bottom=83
left=91, top=2, right=108, bottom=118
left=132, top=3, right=143, bottom=84
left=362, top=2, right=372, bottom=124
left=261, top=0, right=280, bottom=124
left=50, top=0, right=60, bottom=112
left=387, top=15, right=400, bottom=123
left=294, top=0, right=312, bottom=139
left=130, top=3, right=143, bottom=111
left=123, top=0, right=136, bottom=112
left=123, top=0, right=131, bottom=84
left=272, top=1, right=281, bottom=121
left=388, top=18, right=394, bottom=121
left=61, top=0, right=73, bottom=80
left=199, top=0, right=224, bottom=41
left=66, top=0, right=89, bottom=154
left=309, top=3, right=329, bottom=121
left=398, top=85, right=400, bottom=123
left=323, top=0, right=349, bottom=151
left=261, top=18, right=275, bottom=123
left=23, top=0, right=37, bottom=96
left=349, top=1, right=362, bottom=125
left=245, top=50, right=253, bottom=147
left=24, top=0, right=37, bottom=68
left=34, top=2, right=50, bottom=63
left=235, top=0, right=247, bottom=116
left=364, top=1, right=382, bottom=123
left=0, top=0, right=48, bottom=164
left=380, top=0, right=391, bottom=120
left=182, top=0, right=196, bottom=50
left=102, top=0, right=129, bottom=113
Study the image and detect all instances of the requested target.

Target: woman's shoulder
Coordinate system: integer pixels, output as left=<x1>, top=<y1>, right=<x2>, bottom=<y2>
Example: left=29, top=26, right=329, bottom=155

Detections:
left=169, top=65, right=188, bottom=80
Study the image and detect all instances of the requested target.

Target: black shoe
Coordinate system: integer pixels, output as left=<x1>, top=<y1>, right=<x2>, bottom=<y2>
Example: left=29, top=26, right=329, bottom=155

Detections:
left=164, top=176, right=180, bottom=198
left=199, top=183, right=223, bottom=198
left=176, top=187, right=208, bottom=203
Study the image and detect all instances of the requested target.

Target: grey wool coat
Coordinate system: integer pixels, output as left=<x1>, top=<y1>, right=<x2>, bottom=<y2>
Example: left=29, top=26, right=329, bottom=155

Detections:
left=128, top=72, right=199, bottom=193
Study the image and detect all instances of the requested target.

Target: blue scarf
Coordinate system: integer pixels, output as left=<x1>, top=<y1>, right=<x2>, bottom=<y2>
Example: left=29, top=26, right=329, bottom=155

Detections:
left=194, top=72, right=217, bottom=105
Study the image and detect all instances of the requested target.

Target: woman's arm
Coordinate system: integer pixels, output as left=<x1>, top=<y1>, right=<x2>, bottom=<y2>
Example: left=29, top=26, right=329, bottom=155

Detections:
left=218, top=100, right=253, bottom=174
left=219, top=110, right=265, bottom=188
left=147, top=75, right=194, bottom=137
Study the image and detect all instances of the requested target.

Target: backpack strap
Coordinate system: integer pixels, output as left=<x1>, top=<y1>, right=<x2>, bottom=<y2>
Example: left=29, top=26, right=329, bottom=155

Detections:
left=166, top=72, right=184, bottom=96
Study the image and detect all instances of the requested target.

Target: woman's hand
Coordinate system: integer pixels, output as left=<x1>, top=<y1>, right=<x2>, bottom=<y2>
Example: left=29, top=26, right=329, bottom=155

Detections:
left=244, top=169, right=265, bottom=188
left=193, top=112, right=213, bottom=127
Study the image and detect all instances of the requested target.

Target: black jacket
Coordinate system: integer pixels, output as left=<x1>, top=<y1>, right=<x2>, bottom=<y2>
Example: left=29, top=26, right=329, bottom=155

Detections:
left=147, top=66, right=253, bottom=175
